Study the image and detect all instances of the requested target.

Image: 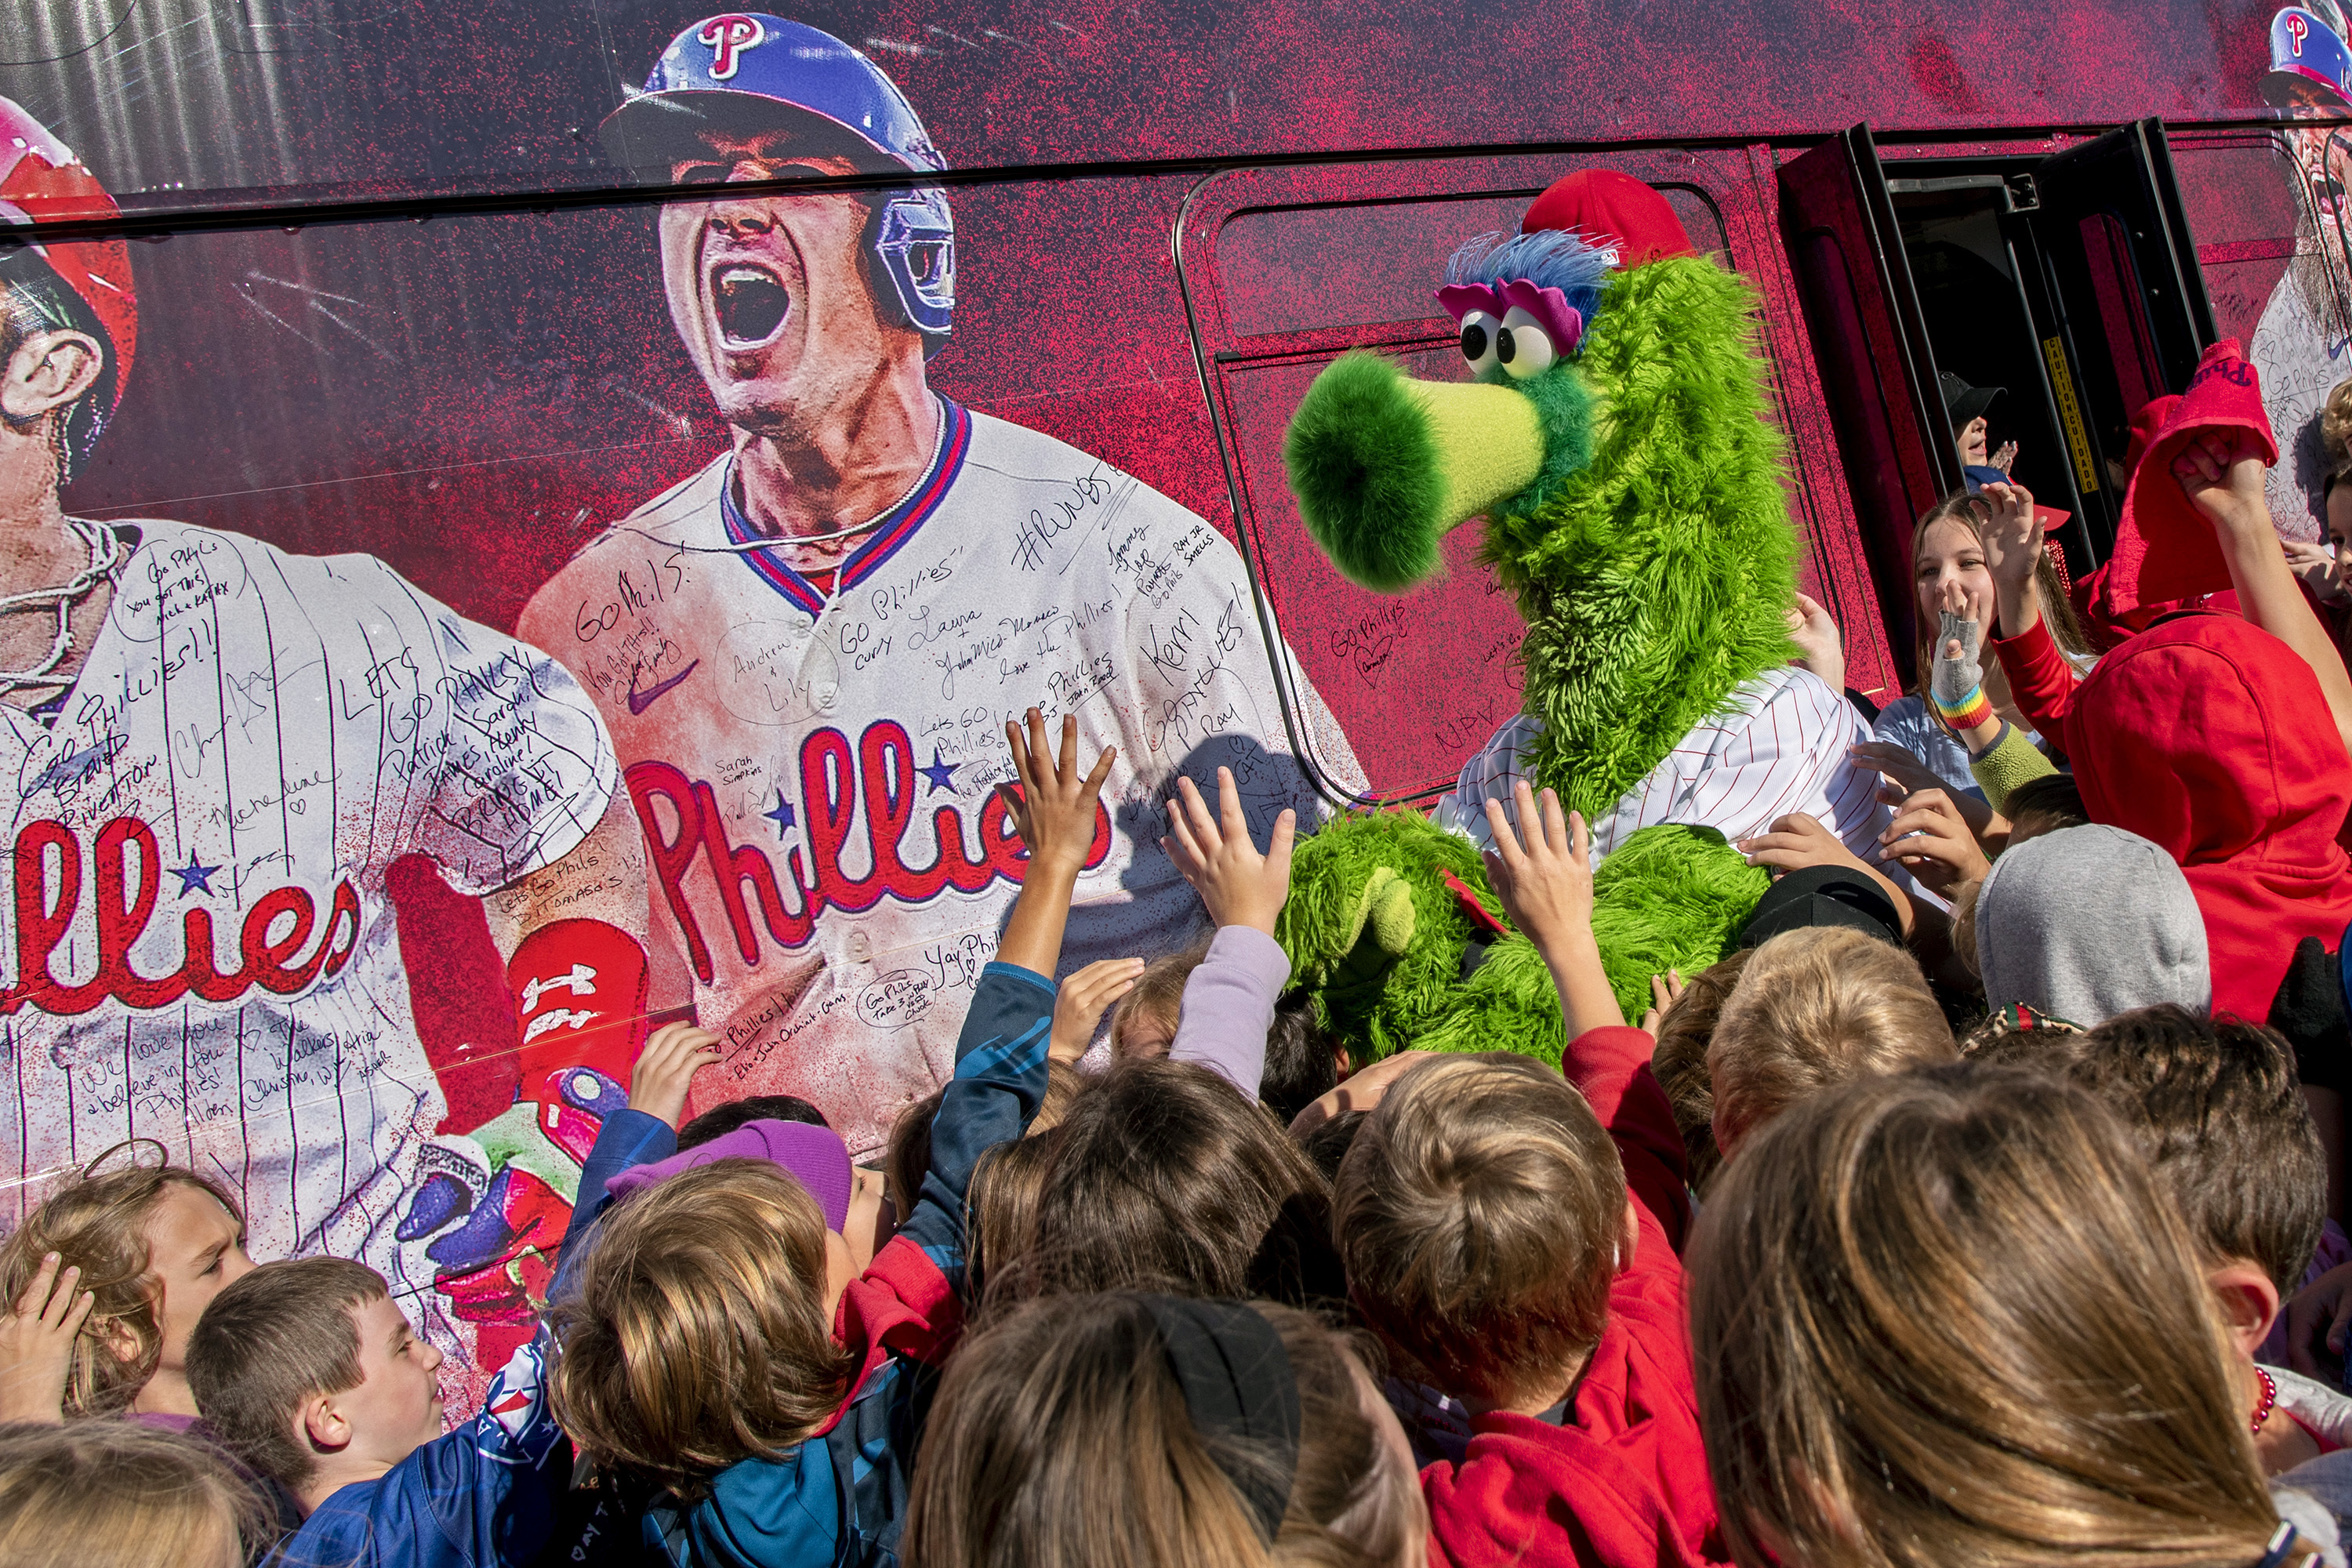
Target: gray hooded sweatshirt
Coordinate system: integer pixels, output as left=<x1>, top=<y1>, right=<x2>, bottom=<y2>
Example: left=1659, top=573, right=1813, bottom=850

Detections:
left=1976, top=822, right=2210, bottom=1025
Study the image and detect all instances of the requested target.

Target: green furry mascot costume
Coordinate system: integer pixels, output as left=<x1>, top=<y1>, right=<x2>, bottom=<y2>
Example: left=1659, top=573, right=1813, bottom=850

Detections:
left=1276, top=170, right=1889, bottom=1065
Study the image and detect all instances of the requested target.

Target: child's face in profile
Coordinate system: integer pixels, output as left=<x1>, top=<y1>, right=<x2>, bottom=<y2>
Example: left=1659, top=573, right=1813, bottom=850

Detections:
left=143, top=1184, right=253, bottom=1377
left=339, top=1295, right=447, bottom=1461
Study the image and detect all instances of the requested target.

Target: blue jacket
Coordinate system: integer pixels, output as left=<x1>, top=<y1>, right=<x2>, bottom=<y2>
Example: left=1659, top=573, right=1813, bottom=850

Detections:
left=558, top=962, right=1055, bottom=1568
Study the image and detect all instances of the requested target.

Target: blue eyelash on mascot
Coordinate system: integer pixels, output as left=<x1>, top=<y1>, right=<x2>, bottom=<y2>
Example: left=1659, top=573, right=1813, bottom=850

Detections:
left=1275, top=169, right=1892, bottom=1065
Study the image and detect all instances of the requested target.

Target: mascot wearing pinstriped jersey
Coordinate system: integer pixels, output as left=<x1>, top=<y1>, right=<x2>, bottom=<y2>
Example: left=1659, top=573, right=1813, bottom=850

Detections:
left=1274, top=170, right=1890, bottom=1066
left=0, top=97, right=637, bottom=1401
left=508, top=16, right=1364, bottom=1158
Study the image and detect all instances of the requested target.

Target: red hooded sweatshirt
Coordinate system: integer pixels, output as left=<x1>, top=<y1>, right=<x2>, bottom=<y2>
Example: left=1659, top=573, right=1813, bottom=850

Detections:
left=1420, top=1024, right=1727, bottom=1568
left=2067, top=612, right=2352, bottom=1022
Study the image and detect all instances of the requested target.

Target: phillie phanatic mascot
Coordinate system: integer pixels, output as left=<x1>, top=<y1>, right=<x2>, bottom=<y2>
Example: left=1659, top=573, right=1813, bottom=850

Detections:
left=1275, top=170, right=1889, bottom=1065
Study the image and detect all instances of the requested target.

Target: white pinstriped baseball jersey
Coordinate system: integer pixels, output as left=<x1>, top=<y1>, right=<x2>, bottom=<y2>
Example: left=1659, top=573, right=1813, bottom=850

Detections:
left=1433, top=666, right=1889, bottom=862
left=522, top=398, right=1367, bottom=1156
left=0, top=519, right=616, bottom=1312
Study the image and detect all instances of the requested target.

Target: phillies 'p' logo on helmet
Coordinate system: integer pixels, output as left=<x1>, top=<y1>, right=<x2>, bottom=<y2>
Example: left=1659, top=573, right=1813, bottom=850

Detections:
left=695, top=13, right=765, bottom=80
left=602, top=13, right=954, bottom=343
left=0, top=96, right=136, bottom=476
left=2263, top=3, right=2352, bottom=106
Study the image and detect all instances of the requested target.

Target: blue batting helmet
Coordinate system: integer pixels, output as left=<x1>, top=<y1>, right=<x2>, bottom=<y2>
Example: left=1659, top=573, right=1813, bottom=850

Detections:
left=602, top=14, right=954, bottom=339
left=2263, top=4, right=2352, bottom=108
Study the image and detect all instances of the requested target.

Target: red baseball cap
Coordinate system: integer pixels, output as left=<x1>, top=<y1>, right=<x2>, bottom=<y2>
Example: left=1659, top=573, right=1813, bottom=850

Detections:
left=1519, top=170, right=1697, bottom=267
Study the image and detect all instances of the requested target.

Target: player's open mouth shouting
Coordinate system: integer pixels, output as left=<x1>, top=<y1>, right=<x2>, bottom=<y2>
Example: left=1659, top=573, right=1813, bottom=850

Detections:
left=710, top=258, right=791, bottom=351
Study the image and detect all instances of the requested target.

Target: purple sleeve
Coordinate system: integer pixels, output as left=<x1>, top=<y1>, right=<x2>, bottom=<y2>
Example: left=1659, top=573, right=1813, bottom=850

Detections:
left=1169, top=926, right=1291, bottom=1100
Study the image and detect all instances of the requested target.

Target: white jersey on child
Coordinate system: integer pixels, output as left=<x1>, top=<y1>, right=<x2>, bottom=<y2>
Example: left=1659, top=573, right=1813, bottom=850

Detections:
left=0, top=519, right=616, bottom=1292
left=1435, top=666, right=1886, bottom=862
left=520, top=397, right=1366, bottom=1156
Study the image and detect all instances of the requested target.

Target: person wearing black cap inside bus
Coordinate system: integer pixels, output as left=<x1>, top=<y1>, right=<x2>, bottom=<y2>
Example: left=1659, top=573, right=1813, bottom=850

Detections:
left=1943, top=371, right=2020, bottom=489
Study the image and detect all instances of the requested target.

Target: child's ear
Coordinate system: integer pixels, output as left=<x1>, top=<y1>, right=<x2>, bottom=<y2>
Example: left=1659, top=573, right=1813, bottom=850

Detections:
left=301, top=1391, right=354, bottom=1456
left=1617, top=1196, right=1640, bottom=1275
left=2207, top=1258, right=2284, bottom=1359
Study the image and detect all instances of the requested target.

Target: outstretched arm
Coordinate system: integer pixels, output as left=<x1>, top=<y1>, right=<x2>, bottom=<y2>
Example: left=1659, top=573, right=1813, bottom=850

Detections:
left=995, top=709, right=1116, bottom=978
left=1482, top=780, right=1623, bottom=1038
left=2176, top=430, right=2352, bottom=758
left=1161, top=767, right=1298, bottom=1097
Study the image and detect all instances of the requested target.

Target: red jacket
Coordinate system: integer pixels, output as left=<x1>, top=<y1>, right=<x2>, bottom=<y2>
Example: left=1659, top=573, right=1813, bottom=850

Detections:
left=2067, top=612, right=2352, bottom=1021
left=1421, top=1025, right=1727, bottom=1568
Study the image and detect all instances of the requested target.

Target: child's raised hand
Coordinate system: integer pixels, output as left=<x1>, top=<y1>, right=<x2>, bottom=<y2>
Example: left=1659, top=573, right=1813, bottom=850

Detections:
left=1050, top=957, right=1144, bottom=1061
left=999, top=708, right=1115, bottom=877
left=2172, top=428, right=2272, bottom=539
left=1977, top=481, right=2042, bottom=591
left=629, top=1022, right=722, bottom=1128
left=1482, top=780, right=1595, bottom=959
left=1160, top=767, right=1297, bottom=935
left=0, top=1251, right=92, bottom=1424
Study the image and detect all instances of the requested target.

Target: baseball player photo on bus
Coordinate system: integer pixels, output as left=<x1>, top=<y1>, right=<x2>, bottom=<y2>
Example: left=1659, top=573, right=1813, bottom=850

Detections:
left=0, top=99, right=649, bottom=1381
left=514, top=14, right=1368, bottom=1157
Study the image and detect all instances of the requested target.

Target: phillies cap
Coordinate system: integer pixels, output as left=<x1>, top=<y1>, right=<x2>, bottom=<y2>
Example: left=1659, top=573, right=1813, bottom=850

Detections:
left=1519, top=169, right=1697, bottom=267
left=606, top=1117, right=855, bottom=1231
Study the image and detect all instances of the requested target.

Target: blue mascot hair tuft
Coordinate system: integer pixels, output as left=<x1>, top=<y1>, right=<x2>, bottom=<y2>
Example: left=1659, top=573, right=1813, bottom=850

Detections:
left=1444, top=229, right=1616, bottom=327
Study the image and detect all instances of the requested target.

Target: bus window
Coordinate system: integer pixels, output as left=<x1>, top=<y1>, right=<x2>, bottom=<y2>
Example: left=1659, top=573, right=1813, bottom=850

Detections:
left=1176, top=154, right=1740, bottom=801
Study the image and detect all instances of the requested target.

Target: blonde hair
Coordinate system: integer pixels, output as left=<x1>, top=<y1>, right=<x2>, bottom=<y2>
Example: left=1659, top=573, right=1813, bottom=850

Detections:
left=2323, top=375, right=2352, bottom=477
left=1708, top=928, right=1955, bottom=1153
left=1111, top=944, right=1208, bottom=1058
left=0, top=1418, right=263, bottom=1568
left=1690, top=1067, right=2285, bottom=1568
left=549, top=1160, right=858, bottom=1496
left=901, top=1293, right=1425, bottom=1568
left=1646, top=949, right=1752, bottom=1196
left=0, top=1142, right=245, bottom=1417
left=1333, top=1054, right=1624, bottom=1406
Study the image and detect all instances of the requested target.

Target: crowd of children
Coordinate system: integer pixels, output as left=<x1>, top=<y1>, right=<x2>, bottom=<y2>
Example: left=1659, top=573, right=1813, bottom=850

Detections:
left=20, top=364, right=2352, bottom=1568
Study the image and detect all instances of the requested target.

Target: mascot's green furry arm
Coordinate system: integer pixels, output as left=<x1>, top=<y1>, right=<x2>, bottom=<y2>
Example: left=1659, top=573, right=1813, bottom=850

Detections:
left=1272, top=171, right=1885, bottom=1067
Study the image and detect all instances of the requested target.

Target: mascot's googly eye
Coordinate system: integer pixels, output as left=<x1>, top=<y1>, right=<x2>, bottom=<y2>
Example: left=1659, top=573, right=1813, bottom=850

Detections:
left=1498, top=307, right=1556, bottom=379
left=1458, top=311, right=1500, bottom=372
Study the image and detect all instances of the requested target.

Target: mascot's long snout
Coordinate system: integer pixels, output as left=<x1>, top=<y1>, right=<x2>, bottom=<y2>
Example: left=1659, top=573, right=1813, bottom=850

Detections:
left=1281, top=351, right=1559, bottom=593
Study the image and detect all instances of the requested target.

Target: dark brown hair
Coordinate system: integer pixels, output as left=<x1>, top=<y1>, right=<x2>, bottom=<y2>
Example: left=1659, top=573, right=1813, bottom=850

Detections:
left=1646, top=949, right=1751, bottom=1196
left=1261, top=993, right=1344, bottom=1127
left=0, top=1145, right=245, bottom=1417
left=1000, top=1058, right=1340, bottom=1306
left=900, top=1293, right=1425, bottom=1568
left=678, top=1093, right=830, bottom=1149
left=2016, top=1005, right=2326, bottom=1294
left=886, top=1087, right=946, bottom=1224
left=1691, top=1067, right=2281, bottom=1568
left=549, top=1160, right=857, bottom=1497
left=185, top=1257, right=382, bottom=1491
left=1334, top=1054, right=1625, bottom=1406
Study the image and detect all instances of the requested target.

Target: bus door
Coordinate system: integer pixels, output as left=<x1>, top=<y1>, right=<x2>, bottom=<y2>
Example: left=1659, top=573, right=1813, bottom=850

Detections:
left=1779, top=119, right=2216, bottom=662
